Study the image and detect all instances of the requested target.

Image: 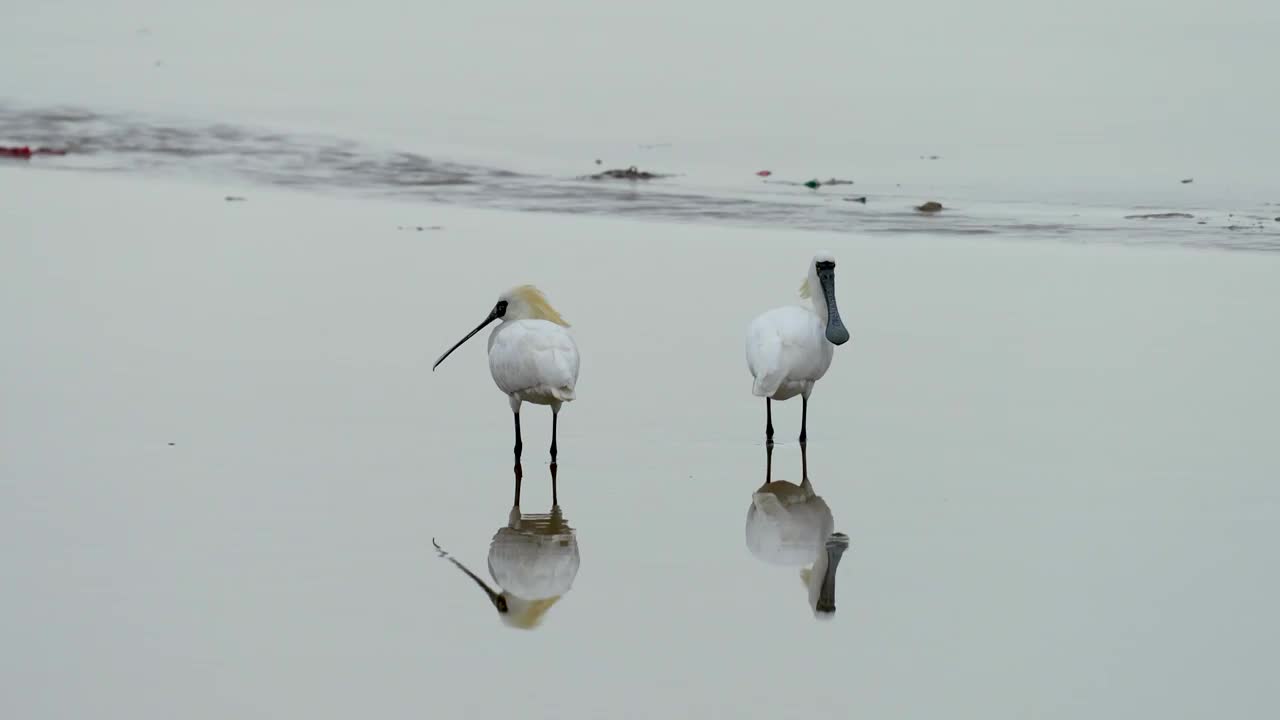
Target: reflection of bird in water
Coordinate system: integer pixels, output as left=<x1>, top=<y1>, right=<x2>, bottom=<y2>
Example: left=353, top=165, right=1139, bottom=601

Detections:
left=744, top=444, right=849, bottom=618
left=433, top=286, right=580, bottom=465
left=433, top=464, right=580, bottom=630
left=746, top=252, right=850, bottom=446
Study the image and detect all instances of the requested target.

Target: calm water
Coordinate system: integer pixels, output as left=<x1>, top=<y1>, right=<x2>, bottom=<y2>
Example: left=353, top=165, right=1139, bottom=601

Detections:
left=6, top=1, right=1280, bottom=714
left=4, top=104, right=1279, bottom=253
left=3, top=168, right=1278, bottom=718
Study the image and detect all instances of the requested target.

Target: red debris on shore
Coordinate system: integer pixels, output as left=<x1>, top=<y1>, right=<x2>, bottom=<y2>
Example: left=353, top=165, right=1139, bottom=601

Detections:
left=756, top=170, right=772, bottom=177
left=1, top=146, right=69, bottom=159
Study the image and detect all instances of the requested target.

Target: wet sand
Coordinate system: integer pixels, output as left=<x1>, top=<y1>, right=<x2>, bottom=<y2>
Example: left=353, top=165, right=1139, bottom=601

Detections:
left=3, top=167, right=1279, bottom=718
left=4, top=103, right=1279, bottom=252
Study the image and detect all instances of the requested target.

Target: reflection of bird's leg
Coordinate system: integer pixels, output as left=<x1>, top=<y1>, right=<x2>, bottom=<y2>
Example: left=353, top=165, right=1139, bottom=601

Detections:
left=550, top=462, right=559, bottom=506
left=550, top=403, right=559, bottom=463
left=513, top=411, right=523, bottom=464
left=766, top=441, right=774, bottom=484
left=766, top=399, right=775, bottom=446
left=800, top=441, right=808, bottom=482
left=513, top=462, right=523, bottom=506
left=799, top=395, right=808, bottom=446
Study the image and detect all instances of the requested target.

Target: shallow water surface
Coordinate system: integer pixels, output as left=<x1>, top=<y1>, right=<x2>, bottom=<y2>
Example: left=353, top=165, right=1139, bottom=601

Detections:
left=2, top=170, right=1278, bottom=718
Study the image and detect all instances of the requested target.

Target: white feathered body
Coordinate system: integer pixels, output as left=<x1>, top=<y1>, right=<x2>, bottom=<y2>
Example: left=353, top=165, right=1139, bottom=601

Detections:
left=488, top=319, right=580, bottom=406
left=745, top=479, right=834, bottom=566
left=746, top=306, right=833, bottom=400
left=488, top=520, right=580, bottom=600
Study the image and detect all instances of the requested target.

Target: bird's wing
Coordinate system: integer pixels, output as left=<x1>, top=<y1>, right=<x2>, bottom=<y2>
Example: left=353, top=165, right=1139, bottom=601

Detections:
left=491, top=321, right=580, bottom=400
left=746, top=307, right=808, bottom=397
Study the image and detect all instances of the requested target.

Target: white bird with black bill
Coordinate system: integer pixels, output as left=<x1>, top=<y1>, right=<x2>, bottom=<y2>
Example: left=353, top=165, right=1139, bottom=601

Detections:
left=433, top=285, right=580, bottom=465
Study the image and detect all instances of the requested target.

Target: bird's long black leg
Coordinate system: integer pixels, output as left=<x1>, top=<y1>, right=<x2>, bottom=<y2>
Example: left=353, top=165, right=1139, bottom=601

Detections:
left=800, top=440, right=809, bottom=482
left=513, top=462, right=523, bottom=506
left=766, top=399, right=775, bottom=446
left=513, top=412, right=523, bottom=464
left=550, top=406, right=559, bottom=464
left=550, top=462, right=559, bottom=506
left=766, top=441, right=774, bottom=484
left=799, top=395, right=808, bottom=446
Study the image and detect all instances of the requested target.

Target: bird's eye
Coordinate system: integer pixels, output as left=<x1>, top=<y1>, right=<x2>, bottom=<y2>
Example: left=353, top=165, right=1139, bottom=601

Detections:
left=495, top=301, right=508, bottom=316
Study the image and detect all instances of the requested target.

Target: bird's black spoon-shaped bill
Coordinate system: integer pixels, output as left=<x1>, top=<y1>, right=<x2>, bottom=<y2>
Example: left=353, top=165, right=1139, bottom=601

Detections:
left=432, top=538, right=508, bottom=613
left=816, top=264, right=850, bottom=345
left=815, top=532, right=850, bottom=614
left=432, top=302, right=506, bottom=370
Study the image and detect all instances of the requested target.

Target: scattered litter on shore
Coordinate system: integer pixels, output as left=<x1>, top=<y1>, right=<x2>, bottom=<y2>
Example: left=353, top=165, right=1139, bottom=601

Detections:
left=1224, top=218, right=1273, bottom=230
left=1125, top=212, right=1194, bottom=220
left=843, top=196, right=867, bottom=203
left=1, top=145, right=69, bottom=158
left=397, top=225, right=444, bottom=231
left=916, top=201, right=944, bottom=213
left=802, top=177, right=854, bottom=189
left=761, top=176, right=855, bottom=189
left=583, top=166, right=667, bottom=180
left=224, top=195, right=247, bottom=202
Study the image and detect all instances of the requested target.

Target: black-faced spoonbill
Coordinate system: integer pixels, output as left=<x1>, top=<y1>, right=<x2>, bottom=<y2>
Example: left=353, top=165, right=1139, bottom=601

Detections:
left=745, top=444, right=850, bottom=618
left=745, top=252, right=850, bottom=445
left=432, top=464, right=579, bottom=630
left=433, top=285, right=580, bottom=464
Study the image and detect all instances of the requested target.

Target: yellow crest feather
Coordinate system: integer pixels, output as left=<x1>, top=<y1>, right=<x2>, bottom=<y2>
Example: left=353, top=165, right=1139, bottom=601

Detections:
left=507, top=596, right=561, bottom=629
left=513, top=285, right=569, bottom=327
left=798, top=278, right=811, bottom=299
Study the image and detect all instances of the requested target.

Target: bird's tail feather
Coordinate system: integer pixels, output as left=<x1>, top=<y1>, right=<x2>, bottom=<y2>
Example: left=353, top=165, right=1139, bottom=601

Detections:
left=748, top=328, right=785, bottom=397
left=751, top=491, right=786, bottom=514
left=752, top=368, right=785, bottom=397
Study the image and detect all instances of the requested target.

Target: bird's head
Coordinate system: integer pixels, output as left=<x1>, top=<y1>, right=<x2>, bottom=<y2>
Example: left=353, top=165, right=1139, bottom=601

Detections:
left=432, top=285, right=568, bottom=371
left=497, top=595, right=563, bottom=630
left=498, top=285, right=569, bottom=325
left=805, top=532, right=850, bottom=619
left=799, top=252, right=849, bottom=346
left=432, top=539, right=567, bottom=630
